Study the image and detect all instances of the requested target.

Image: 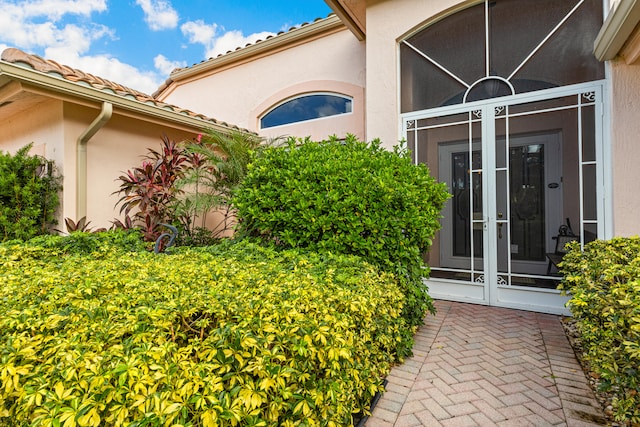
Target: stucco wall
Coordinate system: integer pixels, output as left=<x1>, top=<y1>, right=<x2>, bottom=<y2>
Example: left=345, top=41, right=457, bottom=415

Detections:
left=62, top=103, right=200, bottom=229
left=0, top=98, right=66, bottom=227
left=161, top=28, right=366, bottom=142
left=365, top=0, right=465, bottom=147
left=0, top=98, right=64, bottom=164
left=364, top=0, right=640, bottom=239
left=609, top=61, right=640, bottom=237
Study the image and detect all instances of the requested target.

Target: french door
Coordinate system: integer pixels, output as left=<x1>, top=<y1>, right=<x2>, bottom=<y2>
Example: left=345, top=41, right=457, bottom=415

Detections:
left=403, top=82, right=604, bottom=314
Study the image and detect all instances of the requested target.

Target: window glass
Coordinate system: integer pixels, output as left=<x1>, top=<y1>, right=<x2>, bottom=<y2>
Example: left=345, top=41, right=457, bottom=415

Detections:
left=261, top=94, right=352, bottom=128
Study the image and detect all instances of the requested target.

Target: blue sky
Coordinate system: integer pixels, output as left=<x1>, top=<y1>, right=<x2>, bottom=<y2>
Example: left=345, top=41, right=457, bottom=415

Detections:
left=0, top=0, right=332, bottom=94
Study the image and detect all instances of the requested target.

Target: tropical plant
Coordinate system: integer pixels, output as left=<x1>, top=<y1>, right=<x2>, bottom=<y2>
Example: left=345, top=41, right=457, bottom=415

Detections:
left=233, top=135, right=450, bottom=346
left=173, top=129, right=265, bottom=239
left=62, top=216, right=107, bottom=233
left=0, top=143, right=62, bottom=242
left=114, top=135, right=190, bottom=241
left=111, top=214, right=135, bottom=230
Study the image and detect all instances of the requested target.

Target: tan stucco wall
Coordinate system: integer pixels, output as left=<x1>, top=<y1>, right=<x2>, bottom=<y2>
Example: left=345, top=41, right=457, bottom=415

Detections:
left=161, top=28, right=366, bottom=142
left=0, top=98, right=64, bottom=165
left=0, top=99, right=64, bottom=166
left=0, top=98, right=66, bottom=227
left=364, top=0, right=466, bottom=147
left=62, top=103, right=200, bottom=229
left=0, top=91, right=241, bottom=234
left=609, top=61, right=640, bottom=237
left=364, top=0, right=640, bottom=239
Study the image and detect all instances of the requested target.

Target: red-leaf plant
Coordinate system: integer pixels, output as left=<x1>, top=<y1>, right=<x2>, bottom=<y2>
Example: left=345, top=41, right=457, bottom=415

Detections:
left=114, top=135, right=191, bottom=241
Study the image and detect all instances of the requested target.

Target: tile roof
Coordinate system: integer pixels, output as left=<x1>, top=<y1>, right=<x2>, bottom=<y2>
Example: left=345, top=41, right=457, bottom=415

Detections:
left=175, top=14, right=335, bottom=73
left=0, top=47, right=248, bottom=132
left=153, top=14, right=338, bottom=97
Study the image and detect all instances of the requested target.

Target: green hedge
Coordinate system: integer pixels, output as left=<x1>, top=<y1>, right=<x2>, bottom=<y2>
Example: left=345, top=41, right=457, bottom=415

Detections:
left=0, top=236, right=406, bottom=426
left=559, top=237, right=640, bottom=424
left=233, top=136, right=450, bottom=335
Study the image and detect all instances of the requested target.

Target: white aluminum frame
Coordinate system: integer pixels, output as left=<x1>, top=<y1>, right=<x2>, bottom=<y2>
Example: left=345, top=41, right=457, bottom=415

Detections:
left=403, top=80, right=607, bottom=315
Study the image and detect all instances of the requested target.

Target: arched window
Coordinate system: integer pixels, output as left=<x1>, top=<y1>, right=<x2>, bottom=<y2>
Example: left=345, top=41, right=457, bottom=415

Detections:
left=260, top=93, right=353, bottom=129
left=400, top=0, right=604, bottom=111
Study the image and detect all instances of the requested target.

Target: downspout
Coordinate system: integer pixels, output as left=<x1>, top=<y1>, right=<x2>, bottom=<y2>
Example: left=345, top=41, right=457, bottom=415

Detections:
left=76, top=101, right=112, bottom=220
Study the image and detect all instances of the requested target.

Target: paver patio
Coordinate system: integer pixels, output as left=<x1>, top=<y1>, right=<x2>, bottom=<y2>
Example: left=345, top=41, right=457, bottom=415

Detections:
left=365, top=300, right=607, bottom=426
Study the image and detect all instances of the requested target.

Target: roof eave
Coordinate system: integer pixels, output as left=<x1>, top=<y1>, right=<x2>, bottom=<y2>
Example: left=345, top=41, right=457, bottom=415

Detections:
left=324, top=0, right=365, bottom=40
left=594, top=0, right=640, bottom=61
left=0, top=60, right=246, bottom=134
left=168, top=15, right=346, bottom=83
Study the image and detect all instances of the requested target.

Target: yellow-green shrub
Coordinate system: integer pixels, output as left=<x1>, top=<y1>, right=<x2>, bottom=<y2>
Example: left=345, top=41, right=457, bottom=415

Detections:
left=559, top=237, right=640, bottom=424
left=233, top=136, right=450, bottom=341
left=0, top=239, right=405, bottom=426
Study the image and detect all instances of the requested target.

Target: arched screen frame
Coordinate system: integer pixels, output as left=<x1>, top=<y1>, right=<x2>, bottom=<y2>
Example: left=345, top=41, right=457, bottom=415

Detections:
left=400, top=0, right=605, bottom=112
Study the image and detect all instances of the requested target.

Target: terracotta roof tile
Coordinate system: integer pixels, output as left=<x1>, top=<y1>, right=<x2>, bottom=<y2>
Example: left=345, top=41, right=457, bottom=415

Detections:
left=1, top=47, right=250, bottom=132
left=2, top=48, right=154, bottom=99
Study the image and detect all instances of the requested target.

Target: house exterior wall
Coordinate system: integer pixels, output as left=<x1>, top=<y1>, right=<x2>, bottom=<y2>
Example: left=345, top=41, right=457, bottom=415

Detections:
left=0, top=96, right=205, bottom=232
left=0, top=98, right=64, bottom=164
left=364, top=0, right=464, bottom=147
left=160, top=27, right=366, bottom=142
left=609, top=61, right=640, bottom=237
left=0, top=98, right=67, bottom=227
left=363, top=0, right=640, bottom=238
left=62, top=103, right=200, bottom=229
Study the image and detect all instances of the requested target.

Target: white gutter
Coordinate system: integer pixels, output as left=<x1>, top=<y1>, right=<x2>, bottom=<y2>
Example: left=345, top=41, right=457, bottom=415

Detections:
left=594, top=0, right=640, bottom=61
left=76, top=101, right=112, bottom=220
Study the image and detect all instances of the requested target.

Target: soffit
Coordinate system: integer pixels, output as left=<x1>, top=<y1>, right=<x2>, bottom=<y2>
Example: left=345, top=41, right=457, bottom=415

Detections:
left=619, top=21, right=640, bottom=63
left=324, top=0, right=366, bottom=40
left=0, top=82, right=50, bottom=120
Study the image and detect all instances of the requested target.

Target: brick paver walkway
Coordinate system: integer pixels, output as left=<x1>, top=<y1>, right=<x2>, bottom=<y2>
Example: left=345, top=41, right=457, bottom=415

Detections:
left=365, top=300, right=607, bottom=426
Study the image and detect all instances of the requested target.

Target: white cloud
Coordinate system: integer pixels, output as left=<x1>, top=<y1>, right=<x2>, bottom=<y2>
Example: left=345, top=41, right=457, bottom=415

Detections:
left=181, top=19, right=275, bottom=59
left=208, top=30, right=274, bottom=58
left=0, top=0, right=164, bottom=94
left=154, top=54, right=186, bottom=76
left=181, top=20, right=217, bottom=46
left=135, top=0, right=179, bottom=31
left=44, top=47, right=162, bottom=94
left=4, top=0, right=107, bottom=21
left=0, top=0, right=112, bottom=53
